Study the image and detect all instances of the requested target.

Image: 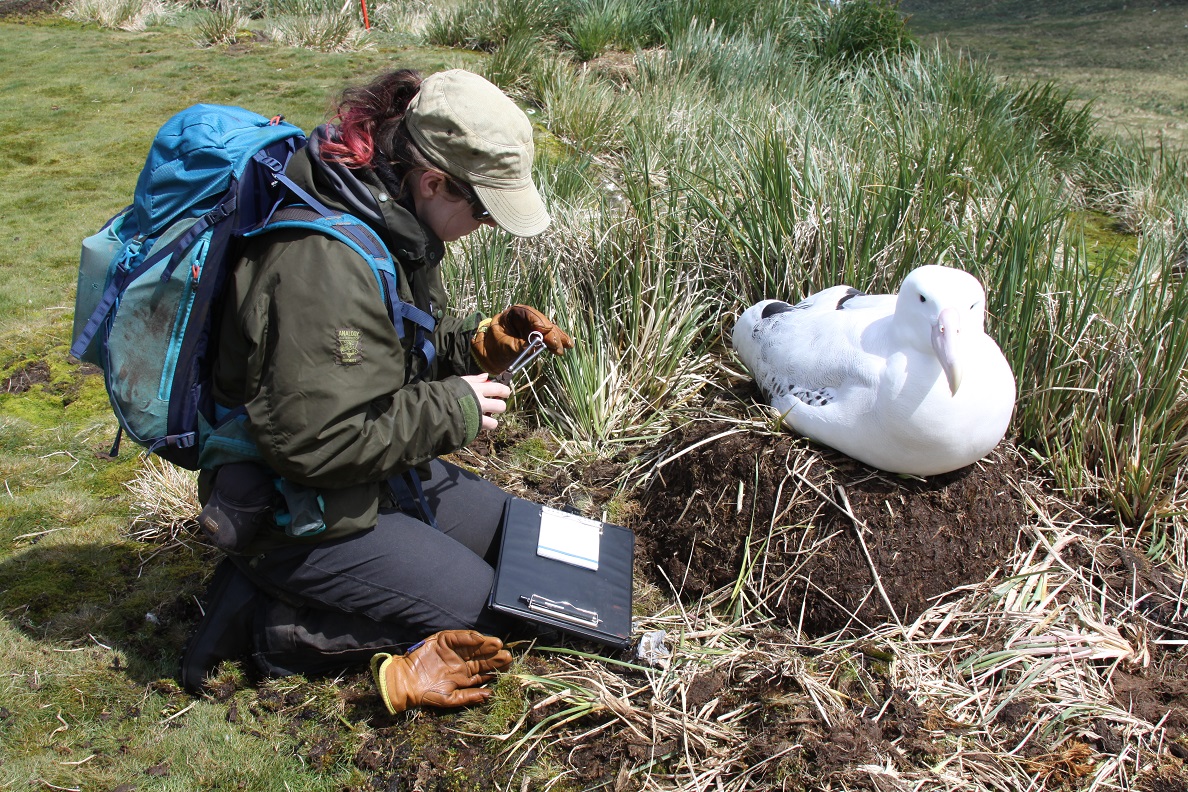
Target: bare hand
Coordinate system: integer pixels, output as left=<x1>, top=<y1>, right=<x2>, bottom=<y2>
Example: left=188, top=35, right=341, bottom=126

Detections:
left=462, top=374, right=511, bottom=431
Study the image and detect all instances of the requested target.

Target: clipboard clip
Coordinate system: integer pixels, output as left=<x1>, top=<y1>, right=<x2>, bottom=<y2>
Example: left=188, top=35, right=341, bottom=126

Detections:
left=521, top=594, right=602, bottom=628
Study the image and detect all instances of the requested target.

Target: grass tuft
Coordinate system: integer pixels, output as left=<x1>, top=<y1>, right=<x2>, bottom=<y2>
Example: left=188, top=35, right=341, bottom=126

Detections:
left=817, top=0, right=916, bottom=63
left=422, top=0, right=566, bottom=52
left=268, top=9, right=368, bottom=51
left=124, top=456, right=200, bottom=543
left=192, top=0, right=249, bottom=45
left=61, top=0, right=177, bottom=29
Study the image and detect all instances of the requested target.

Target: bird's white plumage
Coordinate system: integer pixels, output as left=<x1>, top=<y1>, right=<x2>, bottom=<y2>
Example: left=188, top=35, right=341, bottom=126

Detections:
left=731, top=265, right=1016, bottom=476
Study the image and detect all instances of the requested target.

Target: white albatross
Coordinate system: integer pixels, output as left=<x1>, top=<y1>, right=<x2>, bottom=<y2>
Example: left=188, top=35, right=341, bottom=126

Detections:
left=731, top=265, right=1016, bottom=476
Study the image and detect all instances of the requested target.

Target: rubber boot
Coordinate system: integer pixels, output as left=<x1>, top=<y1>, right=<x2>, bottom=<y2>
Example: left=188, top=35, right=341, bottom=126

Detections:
left=180, top=558, right=258, bottom=693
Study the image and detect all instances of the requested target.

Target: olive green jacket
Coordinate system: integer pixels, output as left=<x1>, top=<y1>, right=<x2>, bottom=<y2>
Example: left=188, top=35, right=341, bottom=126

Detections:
left=209, top=126, right=484, bottom=543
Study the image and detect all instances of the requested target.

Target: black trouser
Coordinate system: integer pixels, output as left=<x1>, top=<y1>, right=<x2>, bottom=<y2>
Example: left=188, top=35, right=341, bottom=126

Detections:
left=238, top=459, right=514, bottom=677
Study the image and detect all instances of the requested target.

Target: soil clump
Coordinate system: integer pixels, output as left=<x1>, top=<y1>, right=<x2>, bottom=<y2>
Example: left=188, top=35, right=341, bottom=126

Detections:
left=634, top=420, right=1028, bottom=635
left=3, top=359, right=51, bottom=394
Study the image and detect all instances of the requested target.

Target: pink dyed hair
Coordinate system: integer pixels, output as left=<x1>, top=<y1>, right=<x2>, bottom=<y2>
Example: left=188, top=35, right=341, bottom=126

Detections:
left=320, top=69, right=424, bottom=170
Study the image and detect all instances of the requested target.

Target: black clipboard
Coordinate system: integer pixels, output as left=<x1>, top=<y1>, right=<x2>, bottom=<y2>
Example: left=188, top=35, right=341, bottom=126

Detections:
left=490, top=498, right=634, bottom=650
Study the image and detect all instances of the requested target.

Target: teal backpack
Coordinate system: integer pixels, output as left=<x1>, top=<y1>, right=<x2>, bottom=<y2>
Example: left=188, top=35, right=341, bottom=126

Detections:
left=71, top=104, right=438, bottom=471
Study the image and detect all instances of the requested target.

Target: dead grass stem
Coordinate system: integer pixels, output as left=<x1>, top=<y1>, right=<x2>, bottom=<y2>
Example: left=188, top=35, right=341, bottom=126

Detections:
left=124, top=455, right=199, bottom=544
left=494, top=453, right=1185, bottom=791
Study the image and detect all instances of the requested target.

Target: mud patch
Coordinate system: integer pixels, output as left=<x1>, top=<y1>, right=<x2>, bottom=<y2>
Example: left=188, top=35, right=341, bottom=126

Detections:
left=1094, top=544, right=1186, bottom=640
left=0, top=0, right=55, bottom=16
left=1139, top=762, right=1188, bottom=792
left=355, top=713, right=504, bottom=792
left=635, top=421, right=1027, bottom=635
left=3, top=359, right=51, bottom=394
left=1111, top=652, right=1188, bottom=747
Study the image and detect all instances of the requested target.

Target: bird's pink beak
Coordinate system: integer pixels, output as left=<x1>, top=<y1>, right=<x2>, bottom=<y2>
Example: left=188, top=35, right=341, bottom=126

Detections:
left=931, top=307, right=963, bottom=395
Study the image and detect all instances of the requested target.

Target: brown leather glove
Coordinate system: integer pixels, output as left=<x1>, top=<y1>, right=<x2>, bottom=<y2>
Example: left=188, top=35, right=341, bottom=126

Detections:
left=371, top=630, right=512, bottom=714
left=471, top=305, right=574, bottom=374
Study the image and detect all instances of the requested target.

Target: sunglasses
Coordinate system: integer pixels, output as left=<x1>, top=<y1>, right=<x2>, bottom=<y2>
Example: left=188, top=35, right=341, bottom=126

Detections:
left=452, top=179, right=492, bottom=223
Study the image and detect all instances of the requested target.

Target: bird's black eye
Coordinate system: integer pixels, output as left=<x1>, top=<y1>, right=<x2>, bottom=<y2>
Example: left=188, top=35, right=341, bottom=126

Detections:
left=918, top=294, right=926, bottom=303
left=971, top=302, right=978, bottom=310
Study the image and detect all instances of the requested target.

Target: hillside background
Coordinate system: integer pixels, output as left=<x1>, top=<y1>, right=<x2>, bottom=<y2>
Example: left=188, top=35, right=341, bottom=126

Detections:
left=902, top=0, right=1188, bottom=150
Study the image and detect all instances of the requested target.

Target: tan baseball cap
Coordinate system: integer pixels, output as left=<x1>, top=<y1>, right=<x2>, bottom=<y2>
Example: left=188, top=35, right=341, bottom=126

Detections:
left=406, top=69, right=550, bottom=238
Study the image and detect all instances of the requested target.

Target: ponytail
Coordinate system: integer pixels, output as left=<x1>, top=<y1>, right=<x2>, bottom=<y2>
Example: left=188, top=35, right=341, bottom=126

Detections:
left=321, top=69, right=423, bottom=169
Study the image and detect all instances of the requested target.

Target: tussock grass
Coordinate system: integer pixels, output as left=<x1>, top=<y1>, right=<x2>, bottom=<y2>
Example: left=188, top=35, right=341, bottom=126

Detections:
left=454, top=31, right=1188, bottom=553
left=426, top=0, right=915, bottom=74
left=539, top=63, right=634, bottom=154
left=480, top=30, right=553, bottom=98
left=192, top=0, right=249, bottom=45
left=368, top=0, right=435, bottom=41
left=423, top=0, right=567, bottom=52
left=902, top=0, right=1188, bottom=152
left=268, top=9, right=368, bottom=51
left=62, top=0, right=178, bottom=29
left=124, top=455, right=200, bottom=543
left=434, top=18, right=1188, bottom=786
left=817, top=0, right=915, bottom=63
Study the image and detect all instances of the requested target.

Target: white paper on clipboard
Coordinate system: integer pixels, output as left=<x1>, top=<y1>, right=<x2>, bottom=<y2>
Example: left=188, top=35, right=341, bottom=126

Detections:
left=536, top=506, right=602, bottom=571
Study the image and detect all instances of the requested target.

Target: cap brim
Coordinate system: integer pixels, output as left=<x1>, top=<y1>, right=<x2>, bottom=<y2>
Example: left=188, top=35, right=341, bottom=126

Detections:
left=474, top=182, right=550, bottom=237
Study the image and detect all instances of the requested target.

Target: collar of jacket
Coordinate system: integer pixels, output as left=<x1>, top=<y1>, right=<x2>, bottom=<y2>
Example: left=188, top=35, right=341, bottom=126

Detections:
left=285, top=125, right=447, bottom=271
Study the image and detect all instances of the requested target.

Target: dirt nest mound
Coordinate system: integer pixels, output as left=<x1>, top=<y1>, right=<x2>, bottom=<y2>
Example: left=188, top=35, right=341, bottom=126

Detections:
left=635, top=420, right=1029, bottom=635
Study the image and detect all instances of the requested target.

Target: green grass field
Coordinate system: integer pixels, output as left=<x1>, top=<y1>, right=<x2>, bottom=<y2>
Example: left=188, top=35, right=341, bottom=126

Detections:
left=2, top=1, right=1187, bottom=789
left=901, top=0, right=1188, bottom=150
left=0, top=23, right=466, bottom=791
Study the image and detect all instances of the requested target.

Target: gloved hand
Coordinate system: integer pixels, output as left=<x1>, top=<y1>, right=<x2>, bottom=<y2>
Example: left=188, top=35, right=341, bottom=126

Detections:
left=371, top=630, right=512, bottom=714
left=471, top=305, right=574, bottom=374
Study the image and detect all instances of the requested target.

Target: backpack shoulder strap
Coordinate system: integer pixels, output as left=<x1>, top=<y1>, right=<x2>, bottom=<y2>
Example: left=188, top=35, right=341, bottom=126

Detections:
left=248, top=206, right=438, bottom=378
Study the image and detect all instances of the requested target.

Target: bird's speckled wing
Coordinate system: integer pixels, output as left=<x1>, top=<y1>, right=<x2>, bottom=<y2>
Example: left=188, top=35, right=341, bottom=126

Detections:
left=751, top=290, right=891, bottom=401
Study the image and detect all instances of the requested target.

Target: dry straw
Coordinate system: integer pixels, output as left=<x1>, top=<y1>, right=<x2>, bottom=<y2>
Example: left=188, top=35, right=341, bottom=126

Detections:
left=484, top=445, right=1184, bottom=791
left=124, top=455, right=200, bottom=545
